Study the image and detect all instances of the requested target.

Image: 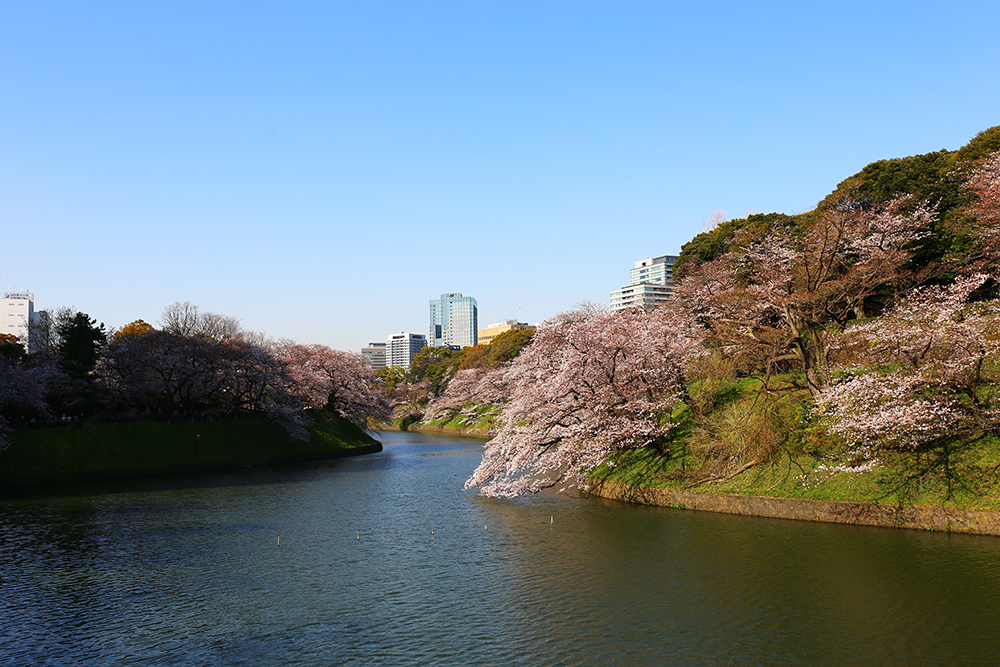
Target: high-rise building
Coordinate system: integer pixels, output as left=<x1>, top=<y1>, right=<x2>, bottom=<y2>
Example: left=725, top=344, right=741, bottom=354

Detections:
left=478, top=319, right=533, bottom=346
left=429, top=293, right=478, bottom=348
left=2, top=291, right=34, bottom=349
left=610, top=255, right=678, bottom=312
left=361, top=342, right=387, bottom=370
left=386, top=332, right=427, bottom=369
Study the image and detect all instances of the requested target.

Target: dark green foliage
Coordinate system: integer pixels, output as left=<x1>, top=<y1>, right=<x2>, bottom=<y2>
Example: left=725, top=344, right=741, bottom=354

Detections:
left=0, top=335, right=26, bottom=367
left=954, top=126, right=1000, bottom=164
left=56, top=312, right=107, bottom=380
left=458, top=328, right=535, bottom=371
left=674, top=213, right=798, bottom=278
left=823, top=150, right=968, bottom=274
left=816, top=134, right=1000, bottom=277
left=399, top=413, right=421, bottom=431
left=375, top=365, right=406, bottom=390
left=831, top=150, right=961, bottom=211
left=483, top=328, right=534, bottom=369
left=408, top=346, right=464, bottom=394
left=406, top=329, right=536, bottom=401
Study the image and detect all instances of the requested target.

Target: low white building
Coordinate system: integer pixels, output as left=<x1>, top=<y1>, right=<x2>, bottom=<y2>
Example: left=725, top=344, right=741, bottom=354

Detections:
left=610, top=283, right=673, bottom=311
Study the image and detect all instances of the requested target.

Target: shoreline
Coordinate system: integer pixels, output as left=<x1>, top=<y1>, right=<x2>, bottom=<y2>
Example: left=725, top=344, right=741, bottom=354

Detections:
left=0, top=442, right=383, bottom=490
left=584, top=479, right=1000, bottom=536
left=378, top=424, right=491, bottom=438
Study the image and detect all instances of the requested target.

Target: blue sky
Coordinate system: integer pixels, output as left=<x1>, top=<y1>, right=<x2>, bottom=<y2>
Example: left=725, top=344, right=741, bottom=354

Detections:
left=2, top=1, right=998, bottom=351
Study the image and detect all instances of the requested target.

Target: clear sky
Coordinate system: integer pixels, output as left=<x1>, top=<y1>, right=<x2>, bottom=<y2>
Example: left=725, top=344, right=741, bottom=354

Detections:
left=2, top=1, right=998, bottom=352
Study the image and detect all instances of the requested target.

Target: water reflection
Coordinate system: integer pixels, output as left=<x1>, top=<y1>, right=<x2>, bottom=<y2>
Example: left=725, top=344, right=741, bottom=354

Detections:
left=1, top=431, right=999, bottom=666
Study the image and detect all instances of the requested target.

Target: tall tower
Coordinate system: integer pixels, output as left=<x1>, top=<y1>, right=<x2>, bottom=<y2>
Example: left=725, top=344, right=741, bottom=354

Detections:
left=429, top=293, right=479, bottom=348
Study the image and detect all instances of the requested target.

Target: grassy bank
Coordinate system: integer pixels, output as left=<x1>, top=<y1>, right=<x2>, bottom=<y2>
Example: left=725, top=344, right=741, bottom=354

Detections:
left=594, top=441, right=1000, bottom=512
left=382, top=423, right=491, bottom=438
left=0, top=413, right=380, bottom=487
left=592, top=375, right=1000, bottom=513
left=389, top=407, right=494, bottom=437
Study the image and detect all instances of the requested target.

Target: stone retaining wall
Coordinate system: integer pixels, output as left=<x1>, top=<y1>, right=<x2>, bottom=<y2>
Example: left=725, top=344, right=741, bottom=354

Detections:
left=585, top=480, right=1000, bottom=536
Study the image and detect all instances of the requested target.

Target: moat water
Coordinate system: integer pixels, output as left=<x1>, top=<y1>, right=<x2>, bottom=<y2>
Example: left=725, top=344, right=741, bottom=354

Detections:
left=2, top=430, right=999, bottom=666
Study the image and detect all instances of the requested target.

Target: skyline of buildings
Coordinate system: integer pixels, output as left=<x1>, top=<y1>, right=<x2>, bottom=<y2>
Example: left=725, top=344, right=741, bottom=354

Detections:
left=11, top=258, right=682, bottom=370
left=370, top=257, right=687, bottom=368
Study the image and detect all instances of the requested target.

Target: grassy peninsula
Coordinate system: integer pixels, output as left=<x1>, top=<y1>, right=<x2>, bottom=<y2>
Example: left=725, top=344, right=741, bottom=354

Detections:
left=0, top=413, right=380, bottom=488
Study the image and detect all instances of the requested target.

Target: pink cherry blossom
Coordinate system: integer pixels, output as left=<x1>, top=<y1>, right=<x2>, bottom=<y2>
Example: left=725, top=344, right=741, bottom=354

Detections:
left=466, top=304, right=701, bottom=497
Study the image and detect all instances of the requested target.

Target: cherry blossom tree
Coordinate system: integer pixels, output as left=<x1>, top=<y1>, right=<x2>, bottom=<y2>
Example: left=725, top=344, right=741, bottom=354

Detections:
left=962, top=150, right=1000, bottom=267
left=675, top=195, right=936, bottom=395
left=816, top=274, right=1000, bottom=462
left=967, top=150, right=1000, bottom=223
left=273, top=343, right=390, bottom=429
left=422, top=368, right=486, bottom=424
left=96, top=330, right=308, bottom=438
left=813, top=155, right=1000, bottom=467
left=466, top=304, right=702, bottom=497
left=0, top=361, right=53, bottom=448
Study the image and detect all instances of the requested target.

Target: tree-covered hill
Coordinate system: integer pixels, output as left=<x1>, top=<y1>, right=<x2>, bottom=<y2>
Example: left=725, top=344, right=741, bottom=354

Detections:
left=675, top=125, right=1000, bottom=280
left=457, top=126, right=1000, bottom=508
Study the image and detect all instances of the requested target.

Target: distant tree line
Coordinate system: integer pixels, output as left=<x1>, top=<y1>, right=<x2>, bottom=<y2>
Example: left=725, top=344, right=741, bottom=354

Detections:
left=375, top=327, right=535, bottom=423
left=0, top=301, right=389, bottom=446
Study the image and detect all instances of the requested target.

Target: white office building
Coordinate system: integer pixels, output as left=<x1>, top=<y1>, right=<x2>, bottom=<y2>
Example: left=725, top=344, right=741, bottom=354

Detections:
left=610, top=283, right=673, bottom=311
left=2, top=291, right=34, bottom=349
left=610, top=255, right=678, bottom=312
left=386, top=332, right=427, bottom=370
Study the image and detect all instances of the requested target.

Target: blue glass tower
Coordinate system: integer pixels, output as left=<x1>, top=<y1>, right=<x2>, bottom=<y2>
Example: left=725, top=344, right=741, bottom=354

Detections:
left=429, top=293, right=479, bottom=348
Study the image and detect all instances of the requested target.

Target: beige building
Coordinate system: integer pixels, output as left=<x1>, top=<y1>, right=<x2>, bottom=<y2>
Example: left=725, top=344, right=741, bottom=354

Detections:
left=478, top=319, right=533, bottom=346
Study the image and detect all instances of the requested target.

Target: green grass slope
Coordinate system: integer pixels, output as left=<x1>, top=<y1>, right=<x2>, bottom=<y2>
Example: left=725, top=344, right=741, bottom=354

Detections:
left=0, top=413, right=380, bottom=487
left=592, top=375, right=1000, bottom=512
